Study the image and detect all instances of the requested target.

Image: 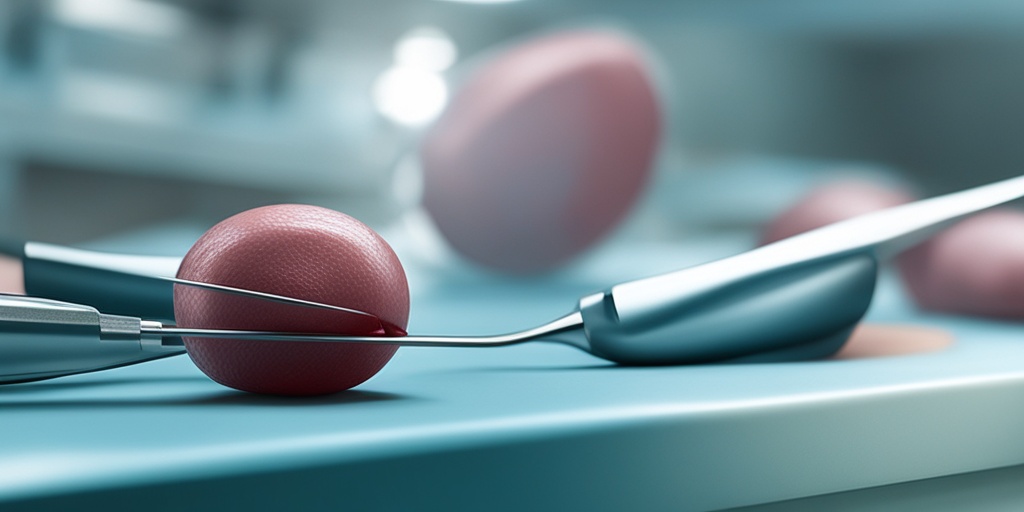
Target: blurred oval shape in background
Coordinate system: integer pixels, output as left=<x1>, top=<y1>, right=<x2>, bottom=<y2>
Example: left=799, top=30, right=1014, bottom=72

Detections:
left=759, top=179, right=915, bottom=246
left=420, top=31, right=661, bottom=274
left=900, top=209, right=1024, bottom=319
left=760, top=179, right=1024, bottom=319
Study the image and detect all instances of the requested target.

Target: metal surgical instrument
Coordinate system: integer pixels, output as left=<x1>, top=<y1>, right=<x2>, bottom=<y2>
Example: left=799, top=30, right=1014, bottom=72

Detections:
left=1, top=174, right=1023, bottom=384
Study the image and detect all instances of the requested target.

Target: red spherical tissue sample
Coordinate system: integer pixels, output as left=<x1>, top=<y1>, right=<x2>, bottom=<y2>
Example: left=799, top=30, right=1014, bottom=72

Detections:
left=173, top=205, right=409, bottom=395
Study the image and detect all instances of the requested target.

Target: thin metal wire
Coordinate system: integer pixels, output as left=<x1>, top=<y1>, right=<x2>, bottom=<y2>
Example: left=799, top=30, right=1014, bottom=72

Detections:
left=146, top=311, right=585, bottom=349
left=159, top=276, right=378, bottom=318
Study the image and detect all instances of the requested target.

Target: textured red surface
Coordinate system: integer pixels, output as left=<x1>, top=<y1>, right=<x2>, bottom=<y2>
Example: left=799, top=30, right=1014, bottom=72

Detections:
left=174, top=205, right=409, bottom=395
left=421, top=31, right=660, bottom=273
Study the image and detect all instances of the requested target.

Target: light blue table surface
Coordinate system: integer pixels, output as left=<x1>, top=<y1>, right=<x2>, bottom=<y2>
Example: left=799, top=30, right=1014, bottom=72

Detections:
left=3, top=230, right=1024, bottom=511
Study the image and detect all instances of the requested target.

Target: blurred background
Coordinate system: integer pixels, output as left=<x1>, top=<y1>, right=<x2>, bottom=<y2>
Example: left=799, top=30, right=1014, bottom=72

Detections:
left=0, top=0, right=1022, bottom=251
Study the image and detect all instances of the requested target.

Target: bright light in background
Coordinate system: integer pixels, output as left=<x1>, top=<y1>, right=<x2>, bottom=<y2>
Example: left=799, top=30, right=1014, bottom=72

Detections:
left=52, top=0, right=188, bottom=39
left=394, top=28, right=458, bottom=72
left=373, top=67, right=448, bottom=126
left=373, top=27, right=457, bottom=127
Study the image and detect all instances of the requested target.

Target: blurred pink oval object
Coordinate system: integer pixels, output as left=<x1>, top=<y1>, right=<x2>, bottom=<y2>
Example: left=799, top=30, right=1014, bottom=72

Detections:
left=900, top=209, right=1024, bottom=319
left=421, top=31, right=661, bottom=273
left=761, top=179, right=1024, bottom=319
left=759, top=180, right=914, bottom=246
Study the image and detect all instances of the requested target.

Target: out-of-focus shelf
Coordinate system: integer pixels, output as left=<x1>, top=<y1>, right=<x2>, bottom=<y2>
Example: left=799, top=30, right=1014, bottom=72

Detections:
left=0, top=84, right=388, bottom=193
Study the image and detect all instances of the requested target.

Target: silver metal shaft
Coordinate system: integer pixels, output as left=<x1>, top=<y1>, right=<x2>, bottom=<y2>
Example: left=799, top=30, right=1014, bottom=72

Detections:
left=762, top=173, right=1024, bottom=262
left=146, top=311, right=588, bottom=350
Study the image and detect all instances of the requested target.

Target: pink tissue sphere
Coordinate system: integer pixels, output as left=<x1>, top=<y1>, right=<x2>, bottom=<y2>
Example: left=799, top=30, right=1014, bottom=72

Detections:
left=421, top=31, right=661, bottom=273
left=901, top=209, right=1024, bottom=318
left=174, top=205, right=409, bottom=396
left=760, top=179, right=1024, bottom=319
left=759, top=180, right=914, bottom=246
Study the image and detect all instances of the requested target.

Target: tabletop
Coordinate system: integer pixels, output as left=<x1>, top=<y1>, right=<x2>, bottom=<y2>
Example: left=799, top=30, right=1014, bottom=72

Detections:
left=2, top=229, right=1024, bottom=511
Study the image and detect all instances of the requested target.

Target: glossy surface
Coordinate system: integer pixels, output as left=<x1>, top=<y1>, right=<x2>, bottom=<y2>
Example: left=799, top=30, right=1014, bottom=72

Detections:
left=174, top=205, right=409, bottom=395
left=4, top=234, right=1024, bottom=511
left=23, top=242, right=180, bottom=322
left=577, top=173, right=1024, bottom=365
left=761, top=179, right=1024, bottom=319
left=421, top=31, right=660, bottom=273
left=580, top=253, right=878, bottom=364
left=0, top=296, right=176, bottom=384
left=759, top=179, right=914, bottom=245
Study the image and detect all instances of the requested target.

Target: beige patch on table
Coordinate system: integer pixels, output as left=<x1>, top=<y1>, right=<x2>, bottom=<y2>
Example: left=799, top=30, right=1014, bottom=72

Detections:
left=0, top=255, right=23, bottom=294
left=832, top=324, right=954, bottom=360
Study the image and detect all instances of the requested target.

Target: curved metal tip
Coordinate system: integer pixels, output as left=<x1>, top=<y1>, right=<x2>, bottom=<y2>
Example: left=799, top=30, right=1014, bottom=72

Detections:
left=153, top=311, right=586, bottom=350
